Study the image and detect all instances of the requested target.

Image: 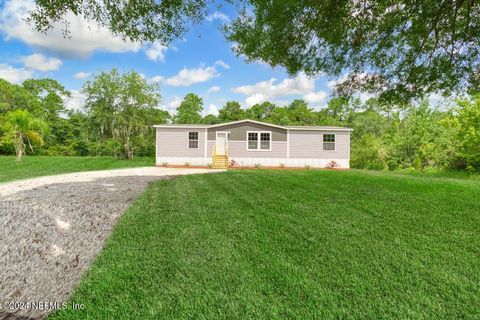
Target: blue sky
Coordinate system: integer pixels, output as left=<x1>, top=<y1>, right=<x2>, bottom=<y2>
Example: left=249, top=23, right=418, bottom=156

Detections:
left=0, top=0, right=335, bottom=116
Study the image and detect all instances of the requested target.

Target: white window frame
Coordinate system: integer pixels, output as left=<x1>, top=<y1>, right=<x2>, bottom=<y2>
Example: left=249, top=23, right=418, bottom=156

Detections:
left=322, top=133, right=336, bottom=151
left=246, top=131, right=272, bottom=151
left=188, top=131, right=199, bottom=149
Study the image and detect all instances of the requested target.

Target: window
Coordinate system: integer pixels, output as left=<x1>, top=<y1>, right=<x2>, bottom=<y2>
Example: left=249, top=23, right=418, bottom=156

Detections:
left=248, top=132, right=258, bottom=150
left=247, top=131, right=271, bottom=150
left=323, top=134, right=335, bottom=150
left=189, top=132, right=198, bottom=148
left=260, top=133, right=270, bottom=150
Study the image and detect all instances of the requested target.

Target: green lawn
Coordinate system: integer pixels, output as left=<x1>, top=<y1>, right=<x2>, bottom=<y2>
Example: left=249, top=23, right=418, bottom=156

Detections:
left=0, top=156, right=154, bottom=183
left=50, top=170, right=480, bottom=319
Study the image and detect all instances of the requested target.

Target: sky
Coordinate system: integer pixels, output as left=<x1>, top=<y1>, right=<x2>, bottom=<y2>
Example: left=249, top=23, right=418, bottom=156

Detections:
left=0, top=0, right=338, bottom=116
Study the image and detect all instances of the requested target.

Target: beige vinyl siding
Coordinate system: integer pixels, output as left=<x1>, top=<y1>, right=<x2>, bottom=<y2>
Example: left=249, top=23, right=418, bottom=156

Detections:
left=156, top=127, right=205, bottom=158
left=289, top=130, right=350, bottom=159
left=208, top=122, right=287, bottom=141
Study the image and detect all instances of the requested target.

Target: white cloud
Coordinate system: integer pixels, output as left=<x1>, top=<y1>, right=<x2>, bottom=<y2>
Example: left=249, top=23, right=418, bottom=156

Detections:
left=206, top=11, right=230, bottom=22
left=245, top=93, right=268, bottom=107
left=21, top=53, right=62, bottom=72
left=74, top=71, right=91, bottom=79
left=204, top=104, right=219, bottom=116
left=214, top=60, right=230, bottom=69
left=207, top=85, right=221, bottom=93
left=233, top=73, right=315, bottom=97
left=162, top=60, right=228, bottom=87
left=150, top=75, right=164, bottom=83
left=233, top=73, right=316, bottom=107
left=0, top=0, right=140, bottom=58
left=145, top=43, right=169, bottom=62
left=64, top=90, right=86, bottom=111
left=0, top=63, right=32, bottom=83
left=160, top=96, right=182, bottom=114
left=303, top=91, right=327, bottom=103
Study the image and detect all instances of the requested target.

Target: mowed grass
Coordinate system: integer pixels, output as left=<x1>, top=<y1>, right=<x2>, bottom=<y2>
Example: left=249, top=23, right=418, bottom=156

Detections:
left=51, top=170, right=480, bottom=319
left=0, top=156, right=154, bottom=183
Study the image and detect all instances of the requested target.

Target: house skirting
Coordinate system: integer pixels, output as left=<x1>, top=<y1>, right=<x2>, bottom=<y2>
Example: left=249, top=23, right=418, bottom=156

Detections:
left=156, top=157, right=350, bottom=169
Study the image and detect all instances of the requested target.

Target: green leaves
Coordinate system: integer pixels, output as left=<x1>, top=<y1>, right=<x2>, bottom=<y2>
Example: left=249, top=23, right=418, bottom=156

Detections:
left=82, top=69, right=165, bottom=159
left=227, top=0, right=480, bottom=102
left=175, top=93, right=204, bottom=124
left=2, top=109, right=49, bottom=160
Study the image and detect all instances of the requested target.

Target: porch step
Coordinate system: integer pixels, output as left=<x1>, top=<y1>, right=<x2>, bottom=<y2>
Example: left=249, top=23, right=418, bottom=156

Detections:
left=212, top=155, right=229, bottom=169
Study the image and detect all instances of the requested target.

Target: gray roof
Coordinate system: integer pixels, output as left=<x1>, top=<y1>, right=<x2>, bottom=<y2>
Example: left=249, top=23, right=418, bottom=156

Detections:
left=285, top=126, right=349, bottom=130
left=154, top=119, right=352, bottom=131
left=155, top=124, right=210, bottom=127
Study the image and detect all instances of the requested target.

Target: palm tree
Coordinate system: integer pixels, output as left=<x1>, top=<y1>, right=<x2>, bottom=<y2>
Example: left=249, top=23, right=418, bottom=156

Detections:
left=3, top=109, right=49, bottom=161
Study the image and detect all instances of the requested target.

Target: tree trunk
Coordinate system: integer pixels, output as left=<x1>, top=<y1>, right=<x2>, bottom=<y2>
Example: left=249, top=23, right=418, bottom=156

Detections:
left=15, top=133, right=24, bottom=161
left=124, top=143, right=132, bottom=160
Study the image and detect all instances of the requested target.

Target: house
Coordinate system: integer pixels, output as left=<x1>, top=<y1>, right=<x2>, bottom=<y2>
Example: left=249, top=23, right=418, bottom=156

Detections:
left=154, top=119, right=352, bottom=169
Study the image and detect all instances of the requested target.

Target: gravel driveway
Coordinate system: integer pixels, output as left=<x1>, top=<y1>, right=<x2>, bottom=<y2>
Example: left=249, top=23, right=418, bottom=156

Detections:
left=0, top=167, right=223, bottom=320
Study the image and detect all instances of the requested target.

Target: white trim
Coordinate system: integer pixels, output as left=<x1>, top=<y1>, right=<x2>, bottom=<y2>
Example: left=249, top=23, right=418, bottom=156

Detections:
left=286, top=129, right=290, bottom=158
left=322, top=133, right=336, bottom=151
left=153, top=119, right=353, bottom=131
left=188, top=131, right=199, bottom=149
left=209, top=119, right=286, bottom=130
left=216, top=131, right=228, bottom=155
left=153, top=125, right=208, bottom=128
left=156, top=157, right=350, bottom=168
left=246, top=131, right=272, bottom=151
left=286, top=127, right=353, bottom=132
left=204, top=128, right=207, bottom=157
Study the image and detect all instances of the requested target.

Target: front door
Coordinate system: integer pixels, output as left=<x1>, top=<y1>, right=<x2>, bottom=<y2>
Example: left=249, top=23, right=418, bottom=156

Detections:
left=216, top=132, right=227, bottom=155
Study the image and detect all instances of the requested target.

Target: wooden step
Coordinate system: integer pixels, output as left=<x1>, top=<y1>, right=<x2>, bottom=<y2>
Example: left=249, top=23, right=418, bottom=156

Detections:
left=212, top=156, right=229, bottom=169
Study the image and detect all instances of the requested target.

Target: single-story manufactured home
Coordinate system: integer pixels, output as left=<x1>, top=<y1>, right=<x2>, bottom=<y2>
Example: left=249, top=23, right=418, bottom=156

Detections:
left=154, top=119, right=352, bottom=169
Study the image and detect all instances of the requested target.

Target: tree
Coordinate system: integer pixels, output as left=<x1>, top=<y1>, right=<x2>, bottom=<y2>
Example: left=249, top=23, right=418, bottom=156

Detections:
left=175, top=93, right=203, bottom=124
left=83, top=69, right=162, bottom=159
left=218, top=101, right=245, bottom=122
left=201, top=114, right=221, bottom=124
left=0, top=79, right=42, bottom=115
left=23, top=79, right=70, bottom=122
left=28, top=0, right=209, bottom=44
left=447, top=96, right=480, bottom=170
left=227, top=1, right=480, bottom=102
left=287, top=100, right=316, bottom=125
left=30, top=1, right=480, bottom=102
left=246, top=101, right=276, bottom=121
left=1, top=110, right=49, bottom=161
left=268, top=107, right=290, bottom=125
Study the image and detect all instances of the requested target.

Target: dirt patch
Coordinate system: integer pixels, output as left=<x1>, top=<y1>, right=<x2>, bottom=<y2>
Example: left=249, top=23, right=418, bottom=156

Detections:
left=0, top=174, right=172, bottom=319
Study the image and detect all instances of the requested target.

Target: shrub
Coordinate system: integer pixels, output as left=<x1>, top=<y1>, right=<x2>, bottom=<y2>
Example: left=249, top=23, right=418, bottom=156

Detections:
left=327, top=160, right=338, bottom=168
left=279, top=163, right=285, bottom=168
left=161, top=162, right=168, bottom=167
left=229, top=159, right=238, bottom=167
left=386, top=160, right=399, bottom=171
left=304, top=164, right=311, bottom=170
left=254, top=163, right=261, bottom=169
left=184, top=162, right=190, bottom=167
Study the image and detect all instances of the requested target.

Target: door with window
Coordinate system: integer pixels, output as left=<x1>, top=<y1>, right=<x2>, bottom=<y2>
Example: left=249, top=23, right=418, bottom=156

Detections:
left=216, top=132, right=227, bottom=155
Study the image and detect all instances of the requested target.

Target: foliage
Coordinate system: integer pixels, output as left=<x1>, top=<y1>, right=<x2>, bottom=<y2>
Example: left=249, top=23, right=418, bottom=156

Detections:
left=201, top=114, right=221, bottom=124
left=174, top=93, right=203, bottom=124
left=218, top=101, right=245, bottom=122
left=227, top=1, right=480, bottom=102
left=0, top=74, right=479, bottom=172
left=1, top=109, right=49, bottom=161
left=82, top=69, right=167, bottom=159
left=29, top=1, right=480, bottom=102
left=29, top=0, right=209, bottom=44
left=447, top=96, right=480, bottom=169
